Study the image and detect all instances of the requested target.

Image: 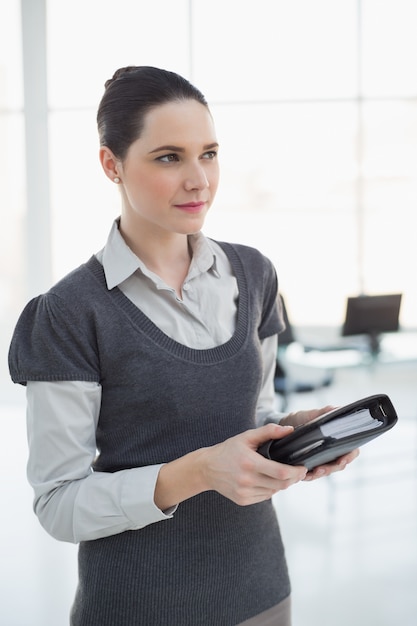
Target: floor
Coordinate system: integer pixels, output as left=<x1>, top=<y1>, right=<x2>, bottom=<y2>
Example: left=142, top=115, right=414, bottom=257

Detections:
left=1, top=358, right=416, bottom=626
left=276, top=359, right=417, bottom=626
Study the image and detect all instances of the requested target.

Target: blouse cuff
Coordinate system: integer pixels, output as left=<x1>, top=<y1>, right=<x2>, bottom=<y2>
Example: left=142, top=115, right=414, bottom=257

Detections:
left=121, top=464, right=178, bottom=528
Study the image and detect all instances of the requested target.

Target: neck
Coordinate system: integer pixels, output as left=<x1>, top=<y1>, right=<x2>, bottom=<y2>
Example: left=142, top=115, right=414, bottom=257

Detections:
left=119, top=216, right=192, bottom=297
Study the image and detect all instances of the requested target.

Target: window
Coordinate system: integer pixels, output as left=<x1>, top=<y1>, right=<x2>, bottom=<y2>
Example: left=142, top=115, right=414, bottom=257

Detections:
left=4, top=0, right=417, bottom=361
left=0, top=0, right=25, bottom=399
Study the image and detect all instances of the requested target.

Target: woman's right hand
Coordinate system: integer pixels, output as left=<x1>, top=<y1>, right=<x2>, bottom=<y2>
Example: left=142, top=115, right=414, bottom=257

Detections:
left=199, top=424, right=307, bottom=506
left=155, top=424, right=306, bottom=511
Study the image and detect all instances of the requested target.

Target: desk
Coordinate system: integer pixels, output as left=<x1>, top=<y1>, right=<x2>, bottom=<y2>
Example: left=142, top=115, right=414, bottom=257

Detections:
left=283, top=330, right=417, bottom=373
left=278, top=331, right=417, bottom=409
left=279, top=331, right=417, bottom=522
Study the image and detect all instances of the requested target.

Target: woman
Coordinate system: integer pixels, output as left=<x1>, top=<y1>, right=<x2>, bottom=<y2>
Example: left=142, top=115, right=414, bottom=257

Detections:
left=9, top=66, right=358, bottom=625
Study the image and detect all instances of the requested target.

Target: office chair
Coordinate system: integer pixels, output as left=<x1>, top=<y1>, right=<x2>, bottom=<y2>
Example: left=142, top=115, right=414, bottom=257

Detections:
left=274, top=295, right=334, bottom=411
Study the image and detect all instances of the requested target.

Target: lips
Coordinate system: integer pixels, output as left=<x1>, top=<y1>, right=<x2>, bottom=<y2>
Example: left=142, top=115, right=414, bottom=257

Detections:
left=174, top=201, right=206, bottom=213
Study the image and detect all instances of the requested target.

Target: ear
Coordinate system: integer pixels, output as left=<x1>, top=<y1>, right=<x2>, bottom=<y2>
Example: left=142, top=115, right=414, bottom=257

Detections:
left=99, top=146, right=121, bottom=183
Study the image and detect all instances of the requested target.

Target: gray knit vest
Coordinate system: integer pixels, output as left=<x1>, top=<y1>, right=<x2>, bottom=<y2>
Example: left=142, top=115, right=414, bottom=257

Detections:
left=9, top=241, right=290, bottom=625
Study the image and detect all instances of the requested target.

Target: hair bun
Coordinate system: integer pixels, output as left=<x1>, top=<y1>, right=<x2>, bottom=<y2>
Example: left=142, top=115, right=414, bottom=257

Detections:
left=104, top=66, right=138, bottom=89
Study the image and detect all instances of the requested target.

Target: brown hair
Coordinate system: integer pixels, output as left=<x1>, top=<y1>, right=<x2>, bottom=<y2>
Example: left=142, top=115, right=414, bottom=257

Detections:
left=97, top=66, right=208, bottom=161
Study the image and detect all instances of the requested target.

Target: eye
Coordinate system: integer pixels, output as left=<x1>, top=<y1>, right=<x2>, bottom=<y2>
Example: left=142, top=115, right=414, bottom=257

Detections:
left=157, top=153, right=180, bottom=163
left=201, top=150, right=218, bottom=160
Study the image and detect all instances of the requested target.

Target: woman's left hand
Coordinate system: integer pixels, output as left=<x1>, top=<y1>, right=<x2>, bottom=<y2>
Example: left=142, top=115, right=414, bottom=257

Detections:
left=279, top=406, right=360, bottom=481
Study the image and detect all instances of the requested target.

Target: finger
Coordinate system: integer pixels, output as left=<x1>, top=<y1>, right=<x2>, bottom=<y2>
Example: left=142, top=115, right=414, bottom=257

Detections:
left=285, top=406, right=335, bottom=428
left=270, top=465, right=307, bottom=487
left=304, top=448, right=360, bottom=481
left=244, top=475, right=304, bottom=503
left=317, top=405, right=336, bottom=415
left=343, top=448, right=360, bottom=463
left=326, top=448, right=360, bottom=470
left=240, top=472, right=306, bottom=505
left=247, top=423, right=294, bottom=448
left=256, top=455, right=307, bottom=483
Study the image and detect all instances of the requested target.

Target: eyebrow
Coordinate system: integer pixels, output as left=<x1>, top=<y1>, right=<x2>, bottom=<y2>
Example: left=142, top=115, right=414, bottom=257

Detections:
left=149, top=142, right=219, bottom=154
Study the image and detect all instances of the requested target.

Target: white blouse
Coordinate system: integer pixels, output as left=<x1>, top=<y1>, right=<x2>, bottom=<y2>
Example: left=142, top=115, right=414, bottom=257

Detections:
left=26, top=221, right=283, bottom=544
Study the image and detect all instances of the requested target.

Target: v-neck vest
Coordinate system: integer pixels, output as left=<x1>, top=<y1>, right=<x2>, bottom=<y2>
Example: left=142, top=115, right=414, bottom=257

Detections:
left=9, top=240, right=290, bottom=625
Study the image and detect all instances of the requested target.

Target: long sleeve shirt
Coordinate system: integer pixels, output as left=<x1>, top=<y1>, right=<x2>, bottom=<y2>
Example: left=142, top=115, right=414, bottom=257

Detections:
left=25, top=220, right=283, bottom=543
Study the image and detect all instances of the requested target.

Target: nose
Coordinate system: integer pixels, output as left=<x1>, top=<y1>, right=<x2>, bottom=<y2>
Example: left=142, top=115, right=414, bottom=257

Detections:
left=184, top=161, right=209, bottom=191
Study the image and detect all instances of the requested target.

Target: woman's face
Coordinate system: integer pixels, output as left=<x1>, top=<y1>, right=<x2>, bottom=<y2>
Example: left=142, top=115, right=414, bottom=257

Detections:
left=116, top=99, right=219, bottom=236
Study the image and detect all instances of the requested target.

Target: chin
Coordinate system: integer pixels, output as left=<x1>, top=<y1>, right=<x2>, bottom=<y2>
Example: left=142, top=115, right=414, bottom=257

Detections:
left=177, top=216, right=206, bottom=235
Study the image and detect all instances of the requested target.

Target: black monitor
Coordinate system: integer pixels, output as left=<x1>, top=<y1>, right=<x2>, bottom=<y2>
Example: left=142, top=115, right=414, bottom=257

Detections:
left=342, top=293, right=402, bottom=355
